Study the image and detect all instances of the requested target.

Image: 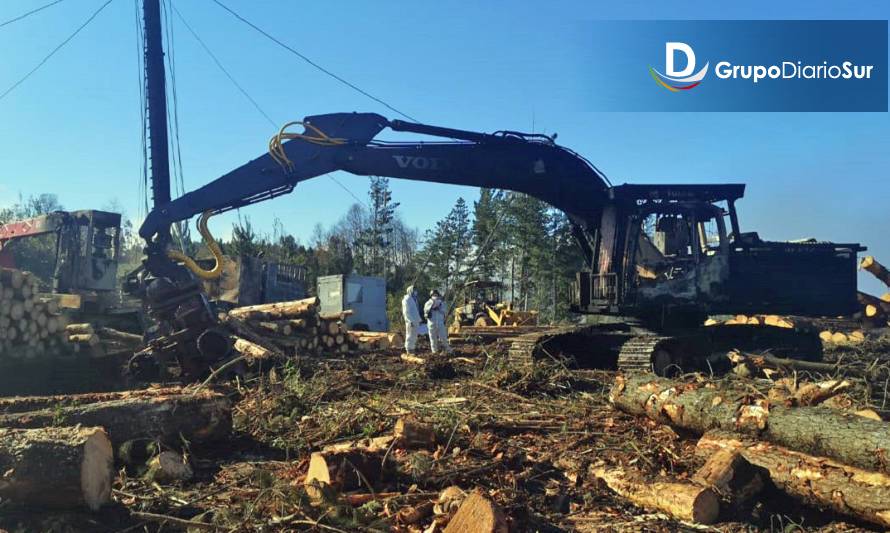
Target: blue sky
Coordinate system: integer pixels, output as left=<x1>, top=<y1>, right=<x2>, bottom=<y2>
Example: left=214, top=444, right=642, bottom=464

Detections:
left=0, top=0, right=888, bottom=294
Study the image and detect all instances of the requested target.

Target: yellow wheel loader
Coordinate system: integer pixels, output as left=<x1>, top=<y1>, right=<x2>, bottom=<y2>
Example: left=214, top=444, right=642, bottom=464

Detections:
left=452, top=280, right=538, bottom=329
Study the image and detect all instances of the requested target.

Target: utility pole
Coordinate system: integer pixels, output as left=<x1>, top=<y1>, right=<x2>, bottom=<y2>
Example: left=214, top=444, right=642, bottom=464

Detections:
left=142, top=0, right=171, bottom=231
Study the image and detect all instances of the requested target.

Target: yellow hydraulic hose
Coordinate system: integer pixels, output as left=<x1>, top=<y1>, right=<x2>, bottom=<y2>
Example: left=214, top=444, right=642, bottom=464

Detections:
left=166, top=211, right=225, bottom=280
left=268, top=120, right=346, bottom=170
left=167, top=121, right=345, bottom=280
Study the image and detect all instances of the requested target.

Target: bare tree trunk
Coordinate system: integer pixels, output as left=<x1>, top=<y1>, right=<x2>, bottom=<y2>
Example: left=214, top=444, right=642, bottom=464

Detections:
left=611, top=374, right=890, bottom=474
left=591, top=465, right=720, bottom=524
left=698, top=431, right=890, bottom=528
left=0, top=389, right=231, bottom=448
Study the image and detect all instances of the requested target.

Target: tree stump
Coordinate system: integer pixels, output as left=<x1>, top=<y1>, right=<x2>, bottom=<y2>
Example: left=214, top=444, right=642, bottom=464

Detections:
left=443, top=491, right=508, bottom=533
left=0, top=426, right=113, bottom=510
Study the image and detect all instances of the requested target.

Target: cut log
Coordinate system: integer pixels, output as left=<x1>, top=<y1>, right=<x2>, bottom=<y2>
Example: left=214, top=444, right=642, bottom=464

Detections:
left=767, top=377, right=852, bottom=407
left=610, top=374, right=890, bottom=474
left=858, top=291, right=890, bottom=316
left=219, top=315, right=285, bottom=359
left=324, top=320, right=340, bottom=336
left=68, top=333, right=100, bottom=347
left=304, top=448, right=387, bottom=499
left=692, top=448, right=765, bottom=503
left=0, top=267, right=24, bottom=289
left=65, top=323, right=95, bottom=336
left=232, top=337, right=275, bottom=361
left=591, top=465, right=719, bottom=524
left=322, top=435, right=395, bottom=453
left=393, top=416, right=436, bottom=449
left=146, top=451, right=194, bottom=484
left=861, top=256, right=890, bottom=288
left=443, top=491, right=508, bottom=533
left=727, top=350, right=868, bottom=378
left=96, top=327, right=142, bottom=346
left=400, top=353, right=427, bottom=365
left=9, top=301, right=24, bottom=320
left=698, top=431, right=890, bottom=529
left=0, top=386, right=188, bottom=414
left=319, top=310, right=354, bottom=321
left=0, top=389, right=231, bottom=448
left=251, top=321, right=293, bottom=336
left=0, top=426, right=113, bottom=510
left=227, top=297, right=319, bottom=321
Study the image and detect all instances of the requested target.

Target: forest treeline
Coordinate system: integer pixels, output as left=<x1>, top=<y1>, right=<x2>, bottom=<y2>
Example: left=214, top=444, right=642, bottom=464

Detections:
left=0, top=179, right=585, bottom=326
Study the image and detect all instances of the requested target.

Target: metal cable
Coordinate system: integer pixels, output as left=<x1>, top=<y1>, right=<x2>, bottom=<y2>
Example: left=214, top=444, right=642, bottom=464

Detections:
left=0, top=0, right=65, bottom=29
left=173, top=3, right=370, bottom=209
left=134, top=0, right=149, bottom=218
left=208, top=0, right=420, bottom=123
left=171, top=3, right=276, bottom=128
left=0, top=0, right=116, bottom=103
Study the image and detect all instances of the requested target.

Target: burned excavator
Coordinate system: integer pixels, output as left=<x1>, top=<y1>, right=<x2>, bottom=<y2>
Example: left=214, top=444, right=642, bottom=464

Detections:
left=127, top=112, right=864, bottom=379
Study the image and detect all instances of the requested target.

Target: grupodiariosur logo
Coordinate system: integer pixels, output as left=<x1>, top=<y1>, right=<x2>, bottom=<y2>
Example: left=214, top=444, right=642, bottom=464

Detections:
left=649, top=42, right=709, bottom=91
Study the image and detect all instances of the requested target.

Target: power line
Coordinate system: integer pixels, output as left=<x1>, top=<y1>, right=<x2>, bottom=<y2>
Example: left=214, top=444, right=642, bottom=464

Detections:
left=0, top=0, right=65, bottom=29
left=171, top=3, right=276, bottom=128
left=0, top=0, right=116, bottom=103
left=173, top=3, right=370, bottom=209
left=208, top=0, right=420, bottom=123
left=133, top=0, right=149, bottom=218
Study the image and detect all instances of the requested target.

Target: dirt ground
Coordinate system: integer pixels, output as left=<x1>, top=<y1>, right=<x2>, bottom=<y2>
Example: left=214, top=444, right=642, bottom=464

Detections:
left=1, top=334, right=888, bottom=532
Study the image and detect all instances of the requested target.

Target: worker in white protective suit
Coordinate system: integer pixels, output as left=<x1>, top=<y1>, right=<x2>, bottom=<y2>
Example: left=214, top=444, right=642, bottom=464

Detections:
left=401, top=285, right=421, bottom=354
left=424, top=289, right=452, bottom=354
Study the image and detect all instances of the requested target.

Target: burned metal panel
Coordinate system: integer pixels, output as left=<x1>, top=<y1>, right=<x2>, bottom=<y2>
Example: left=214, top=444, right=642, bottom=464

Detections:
left=236, top=256, right=265, bottom=306
left=73, top=210, right=121, bottom=292
left=723, top=242, right=862, bottom=316
left=264, top=262, right=306, bottom=303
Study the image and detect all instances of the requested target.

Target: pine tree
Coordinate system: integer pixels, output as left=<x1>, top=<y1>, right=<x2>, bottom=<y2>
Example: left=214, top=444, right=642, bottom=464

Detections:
left=421, top=197, right=473, bottom=297
left=228, top=215, right=263, bottom=257
left=360, top=177, right=399, bottom=277
left=472, top=188, right=504, bottom=280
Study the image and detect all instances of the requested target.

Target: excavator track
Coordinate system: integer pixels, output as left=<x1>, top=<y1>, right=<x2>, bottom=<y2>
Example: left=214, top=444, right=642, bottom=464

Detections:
left=614, top=324, right=822, bottom=375
left=506, top=326, right=593, bottom=365
left=616, top=334, right=674, bottom=373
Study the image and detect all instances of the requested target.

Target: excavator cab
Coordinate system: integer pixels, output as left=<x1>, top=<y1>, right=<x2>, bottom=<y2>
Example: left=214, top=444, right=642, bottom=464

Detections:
left=574, top=184, right=863, bottom=324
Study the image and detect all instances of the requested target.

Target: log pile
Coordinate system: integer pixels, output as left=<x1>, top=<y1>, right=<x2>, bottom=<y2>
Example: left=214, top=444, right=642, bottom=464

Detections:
left=610, top=373, right=890, bottom=527
left=222, top=297, right=395, bottom=357
left=860, top=256, right=890, bottom=327
left=0, top=386, right=231, bottom=510
left=0, top=268, right=69, bottom=360
left=705, top=313, right=871, bottom=345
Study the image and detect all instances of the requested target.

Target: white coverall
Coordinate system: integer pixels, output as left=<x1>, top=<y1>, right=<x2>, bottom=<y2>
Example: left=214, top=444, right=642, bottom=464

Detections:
left=401, top=286, right=421, bottom=353
left=424, top=295, right=451, bottom=354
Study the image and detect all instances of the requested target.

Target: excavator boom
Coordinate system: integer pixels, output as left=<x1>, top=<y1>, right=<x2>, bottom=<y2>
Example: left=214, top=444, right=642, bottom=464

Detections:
left=139, top=113, right=610, bottom=245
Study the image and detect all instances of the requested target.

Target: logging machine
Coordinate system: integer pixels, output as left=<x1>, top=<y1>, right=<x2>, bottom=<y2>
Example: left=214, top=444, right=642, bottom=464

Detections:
left=125, top=1, right=863, bottom=379
left=129, top=112, right=865, bottom=378
left=0, top=210, right=124, bottom=314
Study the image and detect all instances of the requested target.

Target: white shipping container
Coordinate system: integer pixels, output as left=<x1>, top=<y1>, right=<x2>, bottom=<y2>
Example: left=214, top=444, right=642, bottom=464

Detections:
left=317, top=275, right=388, bottom=332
